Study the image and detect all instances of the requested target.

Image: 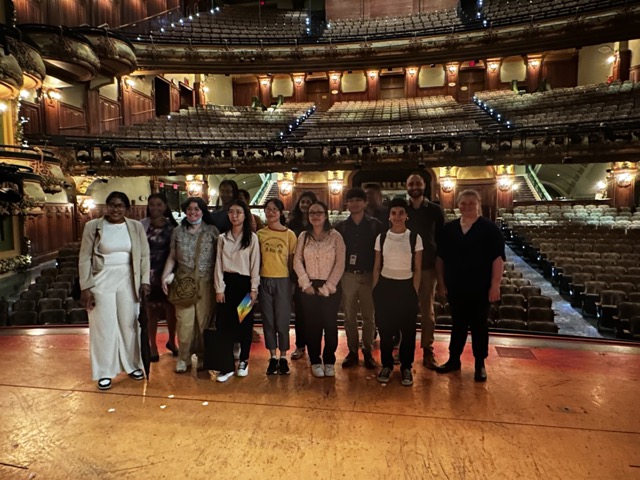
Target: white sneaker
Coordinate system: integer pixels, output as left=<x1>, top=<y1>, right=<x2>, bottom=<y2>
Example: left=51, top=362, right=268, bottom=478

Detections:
left=237, top=361, right=249, bottom=377
left=233, top=343, right=241, bottom=360
left=175, top=360, right=189, bottom=373
left=216, top=371, right=234, bottom=383
left=324, top=364, right=335, bottom=377
left=311, top=364, right=325, bottom=377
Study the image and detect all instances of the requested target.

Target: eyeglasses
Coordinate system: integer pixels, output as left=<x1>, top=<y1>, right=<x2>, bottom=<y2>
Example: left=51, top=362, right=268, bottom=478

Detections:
left=107, top=203, right=126, bottom=209
left=228, top=209, right=245, bottom=216
left=264, top=207, right=280, bottom=213
left=308, top=211, right=326, bottom=216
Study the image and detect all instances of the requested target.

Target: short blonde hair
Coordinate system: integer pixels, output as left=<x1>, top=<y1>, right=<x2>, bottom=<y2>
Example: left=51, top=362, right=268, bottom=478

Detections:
left=456, top=189, right=482, bottom=204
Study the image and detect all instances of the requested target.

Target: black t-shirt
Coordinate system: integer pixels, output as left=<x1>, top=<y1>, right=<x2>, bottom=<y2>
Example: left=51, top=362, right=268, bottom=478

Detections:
left=406, top=200, right=445, bottom=270
left=335, top=215, right=385, bottom=272
left=436, top=216, right=505, bottom=296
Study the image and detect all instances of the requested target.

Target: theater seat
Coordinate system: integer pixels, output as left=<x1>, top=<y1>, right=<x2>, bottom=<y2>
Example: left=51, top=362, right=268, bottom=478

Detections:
left=528, top=321, right=559, bottom=333
left=20, top=290, right=43, bottom=302
left=527, top=307, right=554, bottom=323
left=500, top=285, right=519, bottom=296
left=519, top=285, right=542, bottom=301
left=511, top=279, right=532, bottom=288
left=629, top=316, right=640, bottom=340
left=12, top=299, right=36, bottom=312
left=501, top=294, right=526, bottom=307
left=9, top=311, right=38, bottom=326
left=596, top=290, right=627, bottom=331
left=496, top=319, right=527, bottom=330
left=38, top=298, right=63, bottom=313
left=528, top=295, right=552, bottom=308
left=39, top=309, right=67, bottom=325
left=67, top=308, right=89, bottom=324
left=582, top=281, right=608, bottom=316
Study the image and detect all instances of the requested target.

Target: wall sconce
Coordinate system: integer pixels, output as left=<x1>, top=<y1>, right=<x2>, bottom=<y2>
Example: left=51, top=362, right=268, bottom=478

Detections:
left=125, top=77, right=136, bottom=88
left=279, top=173, right=293, bottom=195
left=488, top=62, right=499, bottom=72
left=186, top=175, right=204, bottom=197
left=447, top=64, right=457, bottom=75
left=294, top=76, right=304, bottom=86
left=529, top=59, right=540, bottom=69
left=615, top=171, right=634, bottom=188
left=440, top=167, right=456, bottom=193
left=497, top=175, right=514, bottom=191
left=46, top=89, right=62, bottom=101
left=0, top=102, right=7, bottom=112
left=203, top=86, right=210, bottom=93
left=328, top=171, right=343, bottom=195
left=407, top=67, right=417, bottom=77
left=368, top=71, right=378, bottom=79
left=77, top=197, right=95, bottom=215
left=330, top=74, right=340, bottom=83
left=607, top=55, right=617, bottom=64
left=260, top=79, right=270, bottom=87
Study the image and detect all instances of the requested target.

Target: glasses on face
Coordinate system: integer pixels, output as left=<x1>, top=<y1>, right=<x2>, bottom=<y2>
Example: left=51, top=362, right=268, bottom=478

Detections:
left=308, top=210, right=326, bottom=216
left=108, top=203, right=126, bottom=210
left=264, top=207, right=280, bottom=213
left=228, top=209, right=245, bottom=216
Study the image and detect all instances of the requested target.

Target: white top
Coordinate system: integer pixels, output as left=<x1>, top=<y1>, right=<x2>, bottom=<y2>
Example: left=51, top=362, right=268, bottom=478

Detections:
left=100, top=221, right=132, bottom=265
left=375, top=230, right=423, bottom=280
left=214, top=231, right=261, bottom=293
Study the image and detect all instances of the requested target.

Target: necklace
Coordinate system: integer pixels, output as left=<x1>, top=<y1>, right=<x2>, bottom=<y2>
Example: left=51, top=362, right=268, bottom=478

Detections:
left=108, top=220, right=126, bottom=230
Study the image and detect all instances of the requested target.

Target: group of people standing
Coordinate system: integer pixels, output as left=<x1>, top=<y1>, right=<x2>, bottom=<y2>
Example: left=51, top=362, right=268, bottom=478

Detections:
left=78, top=174, right=505, bottom=390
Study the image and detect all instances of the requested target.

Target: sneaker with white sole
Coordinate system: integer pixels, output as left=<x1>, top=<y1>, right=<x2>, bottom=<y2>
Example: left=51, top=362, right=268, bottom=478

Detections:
left=175, top=360, right=190, bottom=373
left=324, top=364, right=335, bottom=377
left=311, top=364, right=325, bottom=377
left=237, top=361, right=249, bottom=377
left=401, top=368, right=413, bottom=386
left=290, top=348, right=305, bottom=360
left=377, top=367, right=392, bottom=383
left=216, top=371, right=234, bottom=383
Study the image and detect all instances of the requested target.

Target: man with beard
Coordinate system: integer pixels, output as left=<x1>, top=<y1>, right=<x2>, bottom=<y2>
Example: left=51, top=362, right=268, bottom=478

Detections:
left=405, top=172, right=445, bottom=369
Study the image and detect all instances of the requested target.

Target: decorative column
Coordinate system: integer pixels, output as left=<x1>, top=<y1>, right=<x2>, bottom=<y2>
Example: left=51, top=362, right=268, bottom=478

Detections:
left=405, top=67, right=418, bottom=98
left=609, top=162, right=637, bottom=209
left=495, top=165, right=515, bottom=210
left=258, top=76, right=271, bottom=107
left=438, top=167, right=457, bottom=210
left=292, top=74, right=306, bottom=103
left=329, top=71, right=342, bottom=105
left=526, top=55, right=542, bottom=93
left=485, top=58, right=501, bottom=91
left=366, top=70, right=379, bottom=101
left=446, top=63, right=459, bottom=100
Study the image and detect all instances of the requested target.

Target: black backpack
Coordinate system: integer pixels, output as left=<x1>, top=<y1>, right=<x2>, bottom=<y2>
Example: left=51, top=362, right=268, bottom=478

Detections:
left=379, top=230, right=418, bottom=272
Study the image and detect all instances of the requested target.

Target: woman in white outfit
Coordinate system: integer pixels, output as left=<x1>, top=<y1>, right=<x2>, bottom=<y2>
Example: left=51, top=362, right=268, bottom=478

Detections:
left=79, top=191, right=150, bottom=391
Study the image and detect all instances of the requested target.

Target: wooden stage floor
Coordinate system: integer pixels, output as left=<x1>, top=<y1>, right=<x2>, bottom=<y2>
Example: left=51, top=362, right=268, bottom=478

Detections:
left=0, top=328, right=639, bottom=479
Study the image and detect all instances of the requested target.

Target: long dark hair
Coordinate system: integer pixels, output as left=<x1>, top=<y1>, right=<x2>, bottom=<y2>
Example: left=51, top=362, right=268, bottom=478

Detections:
left=146, top=193, right=178, bottom=227
left=180, top=196, right=215, bottom=228
left=288, top=190, right=318, bottom=233
left=304, top=200, right=331, bottom=245
left=265, top=198, right=286, bottom=226
left=227, top=199, right=253, bottom=249
left=216, top=179, right=240, bottom=208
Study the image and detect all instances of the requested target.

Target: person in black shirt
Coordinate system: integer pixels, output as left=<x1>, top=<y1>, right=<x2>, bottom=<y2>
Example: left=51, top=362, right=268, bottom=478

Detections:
left=435, top=189, right=505, bottom=382
left=364, top=183, right=389, bottom=228
left=335, top=187, right=385, bottom=369
left=405, top=172, right=445, bottom=369
left=212, top=179, right=239, bottom=234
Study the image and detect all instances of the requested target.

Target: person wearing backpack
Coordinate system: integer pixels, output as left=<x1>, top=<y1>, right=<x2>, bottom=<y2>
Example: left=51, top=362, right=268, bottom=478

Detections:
left=372, top=198, right=423, bottom=386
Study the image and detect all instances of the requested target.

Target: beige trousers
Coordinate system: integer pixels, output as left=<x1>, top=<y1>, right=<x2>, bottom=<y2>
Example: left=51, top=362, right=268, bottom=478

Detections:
left=341, top=271, right=376, bottom=354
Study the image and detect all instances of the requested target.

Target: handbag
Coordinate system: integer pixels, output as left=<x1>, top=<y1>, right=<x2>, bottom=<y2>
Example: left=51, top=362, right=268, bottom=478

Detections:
left=168, top=230, right=204, bottom=307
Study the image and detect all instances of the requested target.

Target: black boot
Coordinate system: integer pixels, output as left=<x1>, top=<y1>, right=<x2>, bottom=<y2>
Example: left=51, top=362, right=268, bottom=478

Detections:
left=474, top=359, right=487, bottom=382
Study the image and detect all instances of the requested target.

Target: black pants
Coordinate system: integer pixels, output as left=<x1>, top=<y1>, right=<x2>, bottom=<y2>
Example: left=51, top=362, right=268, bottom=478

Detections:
left=299, top=280, right=341, bottom=365
left=373, top=277, right=419, bottom=369
left=448, top=293, right=490, bottom=361
left=216, top=272, right=254, bottom=371
left=292, top=287, right=306, bottom=349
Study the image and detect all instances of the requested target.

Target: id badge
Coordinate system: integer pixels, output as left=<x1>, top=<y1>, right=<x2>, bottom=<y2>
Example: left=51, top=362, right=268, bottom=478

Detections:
left=349, top=254, right=357, bottom=266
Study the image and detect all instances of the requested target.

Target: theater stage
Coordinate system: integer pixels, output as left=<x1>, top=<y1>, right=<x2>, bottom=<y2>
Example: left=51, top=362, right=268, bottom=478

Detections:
left=0, top=328, right=638, bottom=479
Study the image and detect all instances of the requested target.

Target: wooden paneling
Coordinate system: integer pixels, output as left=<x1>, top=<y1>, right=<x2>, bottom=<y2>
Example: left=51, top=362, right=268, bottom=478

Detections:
left=379, top=75, right=404, bottom=100
left=59, top=103, right=88, bottom=136
left=99, top=96, right=122, bottom=133
left=169, top=83, right=180, bottom=113
left=93, top=0, right=120, bottom=28
left=458, top=69, right=485, bottom=103
left=26, top=204, right=75, bottom=257
left=20, top=102, right=42, bottom=136
left=541, top=57, right=578, bottom=89
left=46, top=0, right=88, bottom=26
left=325, top=0, right=456, bottom=19
left=417, top=86, right=448, bottom=98
left=233, top=81, right=259, bottom=107
left=340, top=91, right=368, bottom=102
left=14, top=0, right=43, bottom=23
left=121, top=0, right=147, bottom=26
left=130, top=90, right=154, bottom=125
